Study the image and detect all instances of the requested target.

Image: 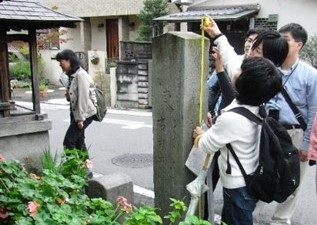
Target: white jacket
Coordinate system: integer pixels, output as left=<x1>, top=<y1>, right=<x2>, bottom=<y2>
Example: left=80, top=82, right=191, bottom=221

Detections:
left=199, top=99, right=261, bottom=189
left=214, top=35, right=243, bottom=81
left=69, top=68, right=97, bottom=121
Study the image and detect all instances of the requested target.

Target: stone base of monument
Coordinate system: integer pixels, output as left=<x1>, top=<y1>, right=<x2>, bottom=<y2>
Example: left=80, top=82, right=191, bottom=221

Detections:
left=86, top=172, right=134, bottom=206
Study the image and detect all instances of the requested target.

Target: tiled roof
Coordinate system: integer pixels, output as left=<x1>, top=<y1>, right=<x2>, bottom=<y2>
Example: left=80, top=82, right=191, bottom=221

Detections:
left=0, top=0, right=82, bottom=29
left=42, top=0, right=145, bottom=18
left=154, top=4, right=260, bottom=22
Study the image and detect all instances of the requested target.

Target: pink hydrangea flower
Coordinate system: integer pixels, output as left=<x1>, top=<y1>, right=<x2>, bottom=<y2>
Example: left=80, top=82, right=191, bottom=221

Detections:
left=117, top=196, right=133, bottom=213
left=0, top=154, right=5, bottom=161
left=0, top=207, right=8, bottom=219
left=27, top=201, right=40, bottom=217
left=29, top=173, right=41, bottom=180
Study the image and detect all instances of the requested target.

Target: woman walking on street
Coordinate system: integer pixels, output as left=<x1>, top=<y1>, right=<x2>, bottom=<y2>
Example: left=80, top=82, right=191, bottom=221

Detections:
left=55, top=49, right=97, bottom=160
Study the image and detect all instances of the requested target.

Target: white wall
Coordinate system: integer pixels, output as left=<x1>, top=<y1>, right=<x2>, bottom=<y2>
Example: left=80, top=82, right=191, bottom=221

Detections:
left=196, top=0, right=317, bottom=36
left=88, top=50, right=106, bottom=79
left=41, top=14, right=143, bottom=85
left=90, top=17, right=107, bottom=52
left=128, top=15, right=140, bottom=41
left=60, top=25, right=84, bottom=51
left=40, top=50, right=63, bottom=86
left=39, top=24, right=84, bottom=86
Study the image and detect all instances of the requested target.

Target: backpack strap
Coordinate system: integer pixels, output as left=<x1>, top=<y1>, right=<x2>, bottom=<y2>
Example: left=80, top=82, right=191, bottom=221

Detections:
left=280, top=88, right=307, bottom=131
left=226, top=143, right=248, bottom=180
left=229, top=107, right=262, bottom=125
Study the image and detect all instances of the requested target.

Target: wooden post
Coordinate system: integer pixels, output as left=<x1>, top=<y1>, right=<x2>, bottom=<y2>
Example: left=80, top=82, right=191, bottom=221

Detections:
left=0, top=27, right=11, bottom=117
left=29, top=28, right=41, bottom=114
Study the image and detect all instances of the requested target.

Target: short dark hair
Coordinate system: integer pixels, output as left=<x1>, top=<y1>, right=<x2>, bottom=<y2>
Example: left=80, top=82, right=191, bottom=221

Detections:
left=251, top=30, right=289, bottom=67
left=55, top=49, right=82, bottom=75
left=278, top=23, right=308, bottom=46
left=245, top=28, right=265, bottom=38
left=235, top=57, right=282, bottom=106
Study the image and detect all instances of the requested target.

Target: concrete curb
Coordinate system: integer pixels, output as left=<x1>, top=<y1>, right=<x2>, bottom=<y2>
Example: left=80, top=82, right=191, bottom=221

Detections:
left=93, top=172, right=154, bottom=207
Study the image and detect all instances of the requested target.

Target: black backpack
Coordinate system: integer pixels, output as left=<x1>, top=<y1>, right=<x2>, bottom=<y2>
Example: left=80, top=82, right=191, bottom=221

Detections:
left=226, top=107, right=300, bottom=203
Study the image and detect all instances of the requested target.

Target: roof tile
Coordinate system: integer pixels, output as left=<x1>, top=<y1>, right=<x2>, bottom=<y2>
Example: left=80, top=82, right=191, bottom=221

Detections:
left=3, top=5, right=17, bottom=10
left=12, top=15, right=25, bottom=19
left=0, top=0, right=82, bottom=29
left=23, top=2, right=37, bottom=7
left=42, top=0, right=144, bottom=17
left=1, top=10, right=15, bottom=15
left=154, top=4, right=260, bottom=22
left=0, top=0, right=82, bottom=23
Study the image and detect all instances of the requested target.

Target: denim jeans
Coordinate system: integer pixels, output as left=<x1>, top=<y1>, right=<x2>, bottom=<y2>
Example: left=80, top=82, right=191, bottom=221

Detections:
left=221, top=186, right=257, bottom=225
left=63, top=114, right=94, bottom=157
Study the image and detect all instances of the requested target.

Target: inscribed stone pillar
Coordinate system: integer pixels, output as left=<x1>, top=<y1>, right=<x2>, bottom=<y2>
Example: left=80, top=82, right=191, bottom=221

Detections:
left=152, top=32, right=209, bottom=220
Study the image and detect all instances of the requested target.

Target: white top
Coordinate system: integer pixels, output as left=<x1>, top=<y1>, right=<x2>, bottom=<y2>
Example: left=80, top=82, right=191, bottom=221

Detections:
left=214, top=35, right=243, bottom=81
left=69, top=68, right=97, bottom=121
left=198, top=99, right=261, bottom=189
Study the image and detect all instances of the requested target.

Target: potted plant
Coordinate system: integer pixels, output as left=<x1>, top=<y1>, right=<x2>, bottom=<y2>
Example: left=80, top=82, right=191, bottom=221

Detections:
left=90, top=54, right=100, bottom=65
left=39, top=83, right=48, bottom=97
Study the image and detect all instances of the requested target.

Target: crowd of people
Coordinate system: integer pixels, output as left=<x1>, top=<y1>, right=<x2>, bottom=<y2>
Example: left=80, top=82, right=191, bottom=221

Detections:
left=194, top=17, right=317, bottom=225
left=52, top=16, right=317, bottom=225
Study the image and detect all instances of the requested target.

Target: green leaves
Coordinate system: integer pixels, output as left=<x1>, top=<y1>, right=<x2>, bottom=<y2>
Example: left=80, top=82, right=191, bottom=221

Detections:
left=179, top=215, right=212, bottom=225
left=137, top=0, right=168, bottom=41
left=164, top=198, right=188, bottom=223
left=0, top=151, right=92, bottom=224
left=301, top=34, right=317, bottom=68
left=124, top=206, right=162, bottom=225
left=1, top=151, right=215, bottom=225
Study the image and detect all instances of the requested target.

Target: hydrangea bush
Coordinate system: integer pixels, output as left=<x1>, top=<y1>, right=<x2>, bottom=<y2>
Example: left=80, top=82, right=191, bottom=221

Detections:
left=0, top=150, right=217, bottom=225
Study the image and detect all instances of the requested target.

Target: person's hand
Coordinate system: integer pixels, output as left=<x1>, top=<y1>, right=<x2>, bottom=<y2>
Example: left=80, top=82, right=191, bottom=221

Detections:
left=211, top=47, right=224, bottom=73
left=298, top=149, right=308, bottom=162
left=206, top=112, right=213, bottom=128
left=201, top=16, right=221, bottom=38
left=193, top=126, right=204, bottom=148
left=193, top=126, right=204, bottom=138
left=77, top=120, right=84, bottom=129
left=65, top=91, right=70, bottom=102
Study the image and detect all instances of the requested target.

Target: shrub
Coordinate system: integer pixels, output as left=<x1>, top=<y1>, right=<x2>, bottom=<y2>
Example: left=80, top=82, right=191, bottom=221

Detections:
left=10, top=60, right=31, bottom=80
left=301, top=34, right=317, bottom=68
left=137, top=0, right=168, bottom=41
left=0, top=151, right=217, bottom=225
left=10, top=55, right=47, bottom=84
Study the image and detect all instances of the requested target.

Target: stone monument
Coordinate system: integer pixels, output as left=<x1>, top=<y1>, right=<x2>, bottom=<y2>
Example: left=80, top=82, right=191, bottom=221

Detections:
left=152, top=31, right=209, bottom=221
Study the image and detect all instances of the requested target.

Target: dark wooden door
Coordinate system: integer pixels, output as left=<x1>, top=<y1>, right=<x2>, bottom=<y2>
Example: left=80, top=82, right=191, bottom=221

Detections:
left=106, top=19, right=119, bottom=59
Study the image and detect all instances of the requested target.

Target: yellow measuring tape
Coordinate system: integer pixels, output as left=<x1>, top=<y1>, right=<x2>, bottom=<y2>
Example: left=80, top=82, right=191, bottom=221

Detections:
left=199, top=17, right=207, bottom=125
left=198, top=16, right=211, bottom=219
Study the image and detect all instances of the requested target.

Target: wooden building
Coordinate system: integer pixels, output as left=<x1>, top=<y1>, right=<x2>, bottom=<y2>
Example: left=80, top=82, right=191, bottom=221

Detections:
left=0, top=0, right=81, bottom=168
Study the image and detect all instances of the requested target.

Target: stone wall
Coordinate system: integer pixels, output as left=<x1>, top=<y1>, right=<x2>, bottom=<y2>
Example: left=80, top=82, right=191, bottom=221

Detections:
left=116, top=61, right=139, bottom=108
left=0, top=115, right=52, bottom=171
left=115, top=41, right=152, bottom=109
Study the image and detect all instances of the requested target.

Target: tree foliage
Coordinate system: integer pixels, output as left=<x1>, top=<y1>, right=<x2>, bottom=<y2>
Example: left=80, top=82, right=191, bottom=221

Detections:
left=301, top=34, right=317, bottom=68
left=137, top=0, right=168, bottom=41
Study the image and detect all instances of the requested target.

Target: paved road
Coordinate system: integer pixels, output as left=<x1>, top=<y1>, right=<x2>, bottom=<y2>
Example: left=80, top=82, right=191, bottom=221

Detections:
left=15, top=96, right=317, bottom=225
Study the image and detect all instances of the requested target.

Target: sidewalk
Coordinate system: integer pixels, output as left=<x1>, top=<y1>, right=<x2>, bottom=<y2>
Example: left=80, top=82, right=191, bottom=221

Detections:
left=12, top=86, right=153, bottom=116
left=12, top=86, right=67, bottom=103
